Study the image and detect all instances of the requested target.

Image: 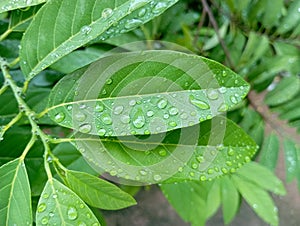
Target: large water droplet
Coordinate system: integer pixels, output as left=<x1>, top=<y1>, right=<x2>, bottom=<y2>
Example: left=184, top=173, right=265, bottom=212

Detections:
left=95, top=103, right=104, bottom=112
left=67, top=206, right=78, bottom=220
left=98, top=128, right=106, bottom=136
left=113, top=105, right=124, bottom=115
left=102, top=8, right=113, bottom=18
left=138, top=8, right=147, bottom=17
left=79, top=123, right=92, bottom=133
left=132, top=108, right=145, bottom=129
left=80, top=25, right=92, bottom=35
left=207, top=89, right=219, bottom=100
left=152, top=2, right=168, bottom=14
left=75, top=112, right=87, bottom=122
left=153, top=174, right=162, bottom=181
left=125, top=19, right=143, bottom=29
left=54, top=112, right=65, bottom=123
left=230, top=96, right=238, bottom=104
left=101, top=113, right=112, bottom=125
left=157, top=98, right=168, bottom=109
left=169, top=107, right=178, bottom=115
left=189, top=95, right=210, bottom=110
left=37, top=203, right=46, bottom=212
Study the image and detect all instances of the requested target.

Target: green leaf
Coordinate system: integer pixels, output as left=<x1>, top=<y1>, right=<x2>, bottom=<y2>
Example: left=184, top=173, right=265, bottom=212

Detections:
left=65, top=170, right=136, bottom=210
left=0, top=158, right=32, bottom=225
left=232, top=174, right=279, bottom=226
left=9, top=6, right=41, bottom=32
left=283, top=139, right=299, bottom=182
left=202, top=21, right=229, bottom=51
left=161, top=182, right=207, bottom=226
left=265, top=76, right=300, bottom=106
left=277, top=0, right=300, bottom=34
left=0, top=0, right=45, bottom=13
left=236, top=162, right=286, bottom=195
left=20, top=0, right=179, bottom=79
left=261, top=0, right=283, bottom=29
left=69, top=117, right=257, bottom=184
left=220, top=176, right=240, bottom=224
left=259, top=133, right=279, bottom=171
left=36, top=178, right=100, bottom=225
left=206, top=179, right=221, bottom=218
left=47, top=50, right=249, bottom=136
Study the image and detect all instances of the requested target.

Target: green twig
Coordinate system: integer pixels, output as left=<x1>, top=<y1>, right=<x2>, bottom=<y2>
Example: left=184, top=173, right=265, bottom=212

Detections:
left=0, top=29, right=12, bottom=42
left=0, top=112, right=23, bottom=138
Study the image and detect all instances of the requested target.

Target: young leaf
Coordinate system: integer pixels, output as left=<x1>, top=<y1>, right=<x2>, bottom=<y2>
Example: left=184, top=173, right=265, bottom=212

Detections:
left=20, top=0, right=179, bottom=79
left=259, top=133, right=279, bottom=171
left=160, top=182, right=207, bottom=226
left=277, top=0, right=300, bottom=34
left=47, top=50, right=250, bottom=136
left=70, top=117, right=257, bottom=184
left=65, top=170, right=136, bottom=210
left=232, top=175, right=279, bottom=226
left=206, top=179, right=221, bottom=218
left=220, top=176, right=240, bottom=224
left=236, top=162, right=286, bottom=196
left=0, top=0, right=45, bottom=13
left=283, top=139, right=299, bottom=182
left=0, top=158, right=32, bottom=225
left=36, top=178, right=100, bottom=226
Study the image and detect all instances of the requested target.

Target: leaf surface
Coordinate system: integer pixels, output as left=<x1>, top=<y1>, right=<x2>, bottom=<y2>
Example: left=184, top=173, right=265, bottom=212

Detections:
left=36, top=178, right=100, bottom=226
left=0, top=0, right=45, bottom=13
left=65, top=170, right=136, bottom=210
left=47, top=50, right=250, bottom=136
left=20, top=0, right=179, bottom=79
left=0, top=158, right=32, bottom=225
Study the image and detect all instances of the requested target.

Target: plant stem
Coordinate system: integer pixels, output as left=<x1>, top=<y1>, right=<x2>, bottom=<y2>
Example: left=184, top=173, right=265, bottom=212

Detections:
left=0, top=112, right=23, bottom=138
left=0, top=29, right=12, bottom=42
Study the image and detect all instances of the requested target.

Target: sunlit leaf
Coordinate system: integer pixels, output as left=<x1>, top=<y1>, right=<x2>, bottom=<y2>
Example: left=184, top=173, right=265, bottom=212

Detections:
left=0, top=158, right=32, bottom=225
left=65, top=170, right=136, bottom=210
left=47, top=50, right=250, bottom=136
left=0, top=0, right=45, bottom=13
left=20, top=0, right=179, bottom=79
left=36, top=178, right=100, bottom=225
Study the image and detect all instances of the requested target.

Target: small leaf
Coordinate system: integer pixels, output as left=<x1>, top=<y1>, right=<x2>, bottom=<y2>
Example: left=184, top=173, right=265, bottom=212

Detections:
left=277, top=0, right=300, bottom=34
left=265, top=76, right=300, bottom=106
left=20, top=0, right=179, bottom=79
left=283, top=139, right=299, bottom=182
left=65, top=170, right=136, bottom=210
left=36, top=178, right=100, bottom=226
left=0, top=0, right=45, bottom=13
left=236, top=162, right=286, bottom=196
left=0, top=158, right=32, bottom=225
left=220, top=176, right=240, bottom=224
left=47, top=50, right=250, bottom=136
left=206, top=179, right=221, bottom=218
left=232, top=175, right=279, bottom=226
left=259, top=133, right=279, bottom=171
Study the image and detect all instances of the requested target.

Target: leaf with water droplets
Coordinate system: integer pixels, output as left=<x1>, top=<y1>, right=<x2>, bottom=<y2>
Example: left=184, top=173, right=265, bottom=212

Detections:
left=68, top=117, right=257, bottom=184
left=0, top=158, right=32, bottom=225
left=47, top=50, right=250, bottom=136
left=65, top=170, right=136, bottom=210
left=36, top=178, right=100, bottom=226
left=0, top=0, right=45, bottom=13
left=20, top=0, right=179, bottom=79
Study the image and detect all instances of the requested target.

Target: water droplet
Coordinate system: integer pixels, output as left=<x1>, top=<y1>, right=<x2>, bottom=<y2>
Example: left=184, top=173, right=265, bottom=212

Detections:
left=226, top=161, right=232, bottom=166
left=129, top=0, right=148, bottom=10
left=189, top=95, right=210, bottom=109
left=158, top=149, right=167, bottom=156
left=120, top=115, right=130, bottom=124
left=200, top=175, right=207, bottom=181
left=218, top=103, right=228, bottom=112
left=221, top=168, right=228, bottom=174
left=144, top=129, right=150, bottom=135
left=180, top=112, right=188, bottom=119
left=110, top=170, right=117, bottom=176
left=230, top=96, right=238, bottom=104
left=169, top=121, right=177, bottom=127
left=101, top=113, right=112, bottom=125
left=207, top=89, right=219, bottom=100
left=152, top=2, right=168, bottom=14
left=79, top=123, right=92, bottom=133
left=37, top=203, right=46, bottom=212
left=54, top=112, right=65, bottom=123
left=125, top=19, right=143, bottom=29
left=106, top=78, right=113, bottom=84
left=169, top=107, right=179, bottom=115
left=245, top=156, right=251, bottom=162
left=52, top=194, right=57, bottom=199
left=67, top=206, right=78, bottom=220
left=42, top=193, right=49, bottom=199
left=129, top=99, right=136, bottom=106
left=75, top=112, right=87, bottom=122
left=227, top=148, right=235, bottom=156
left=41, top=216, right=49, bottom=225
left=81, top=25, right=92, bottom=35
left=163, top=113, right=169, bottom=119
left=219, top=87, right=227, bottom=93
left=146, top=110, right=154, bottom=117
left=192, top=163, right=198, bottom=169
left=113, top=105, right=124, bottom=115
left=78, top=222, right=87, bottom=226
left=67, top=105, right=73, bottom=110
left=79, top=104, right=86, bottom=109
left=138, top=8, right=147, bottom=17
left=139, top=170, right=147, bottom=175
left=132, top=108, right=145, bottom=129
left=153, top=174, right=162, bottom=181
left=207, top=168, right=214, bottom=174
left=222, top=70, right=227, bottom=77
left=102, top=8, right=113, bottom=18
left=98, top=128, right=106, bottom=136
left=157, top=98, right=168, bottom=109
left=190, top=172, right=195, bottom=177
left=196, top=155, right=205, bottom=163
